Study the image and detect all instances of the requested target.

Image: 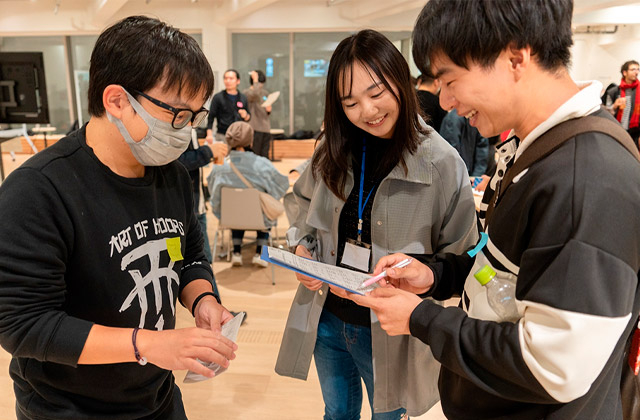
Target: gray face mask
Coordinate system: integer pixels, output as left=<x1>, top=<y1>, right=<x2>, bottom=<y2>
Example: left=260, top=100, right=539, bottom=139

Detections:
left=107, top=89, right=192, bottom=166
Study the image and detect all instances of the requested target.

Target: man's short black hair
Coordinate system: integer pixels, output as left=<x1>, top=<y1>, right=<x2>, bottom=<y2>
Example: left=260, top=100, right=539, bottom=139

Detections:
left=88, top=15, right=214, bottom=117
left=225, top=69, right=240, bottom=80
left=412, top=0, right=573, bottom=77
left=621, top=60, right=639, bottom=75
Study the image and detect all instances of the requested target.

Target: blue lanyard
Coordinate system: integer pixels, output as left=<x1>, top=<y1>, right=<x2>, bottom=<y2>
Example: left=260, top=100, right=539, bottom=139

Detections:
left=357, top=138, right=375, bottom=242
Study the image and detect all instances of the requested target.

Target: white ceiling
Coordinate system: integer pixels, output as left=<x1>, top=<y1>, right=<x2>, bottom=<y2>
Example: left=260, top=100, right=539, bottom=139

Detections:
left=2, top=0, right=640, bottom=30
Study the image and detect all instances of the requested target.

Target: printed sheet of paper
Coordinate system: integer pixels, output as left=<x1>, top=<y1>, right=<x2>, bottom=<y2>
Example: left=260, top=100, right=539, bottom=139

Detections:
left=261, top=91, right=280, bottom=107
left=261, top=246, right=377, bottom=295
left=183, top=312, right=244, bottom=383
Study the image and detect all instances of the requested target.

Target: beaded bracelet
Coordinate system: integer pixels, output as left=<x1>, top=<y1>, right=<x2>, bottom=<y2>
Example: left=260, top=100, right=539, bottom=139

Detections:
left=132, top=327, right=147, bottom=366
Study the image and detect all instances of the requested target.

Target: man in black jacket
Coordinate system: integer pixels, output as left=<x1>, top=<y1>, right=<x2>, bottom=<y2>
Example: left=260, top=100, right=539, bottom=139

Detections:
left=0, top=16, right=237, bottom=420
left=206, top=69, right=251, bottom=142
left=351, top=1, right=640, bottom=419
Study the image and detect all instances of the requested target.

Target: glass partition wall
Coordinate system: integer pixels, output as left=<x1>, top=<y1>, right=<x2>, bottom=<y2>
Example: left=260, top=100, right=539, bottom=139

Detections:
left=1, top=31, right=413, bottom=139
left=232, top=31, right=414, bottom=137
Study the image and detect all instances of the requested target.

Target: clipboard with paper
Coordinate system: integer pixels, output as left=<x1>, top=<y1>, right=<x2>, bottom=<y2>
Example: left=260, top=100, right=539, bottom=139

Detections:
left=260, top=246, right=378, bottom=295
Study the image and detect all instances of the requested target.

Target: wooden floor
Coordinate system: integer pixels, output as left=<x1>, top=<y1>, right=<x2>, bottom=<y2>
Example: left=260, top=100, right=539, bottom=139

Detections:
left=0, top=151, right=446, bottom=420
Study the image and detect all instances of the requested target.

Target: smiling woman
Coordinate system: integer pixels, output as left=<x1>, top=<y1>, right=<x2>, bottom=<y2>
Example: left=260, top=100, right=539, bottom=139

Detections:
left=275, top=29, right=479, bottom=419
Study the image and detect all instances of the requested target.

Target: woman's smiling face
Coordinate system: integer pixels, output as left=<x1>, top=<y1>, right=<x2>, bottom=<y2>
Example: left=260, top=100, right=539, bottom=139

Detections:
left=340, top=62, right=400, bottom=139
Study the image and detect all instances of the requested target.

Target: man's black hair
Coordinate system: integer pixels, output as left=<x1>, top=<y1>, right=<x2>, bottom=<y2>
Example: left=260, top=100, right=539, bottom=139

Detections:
left=250, top=70, right=266, bottom=85
left=412, top=0, right=573, bottom=77
left=621, top=60, right=639, bottom=75
left=88, top=15, right=213, bottom=117
left=225, top=69, right=241, bottom=80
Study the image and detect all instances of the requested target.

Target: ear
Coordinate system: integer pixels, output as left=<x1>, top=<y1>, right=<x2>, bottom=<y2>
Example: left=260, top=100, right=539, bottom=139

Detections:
left=506, top=44, right=531, bottom=81
left=103, top=85, right=131, bottom=119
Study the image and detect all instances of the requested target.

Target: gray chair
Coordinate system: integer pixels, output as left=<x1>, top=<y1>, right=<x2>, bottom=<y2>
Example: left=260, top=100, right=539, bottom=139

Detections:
left=211, top=187, right=276, bottom=285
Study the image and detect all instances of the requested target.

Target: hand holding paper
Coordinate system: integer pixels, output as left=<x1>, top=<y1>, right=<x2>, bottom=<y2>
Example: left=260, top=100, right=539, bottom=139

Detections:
left=261, top=91, right=280, bottom=108
left=260, top=246, right=378, bottom=295
left=184, top=312, right=244, bottom=383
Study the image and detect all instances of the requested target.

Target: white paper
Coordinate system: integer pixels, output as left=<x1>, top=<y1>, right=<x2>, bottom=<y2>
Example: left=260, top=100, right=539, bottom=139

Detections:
left=261, top=91, right=280, bottom=108
left=183, top=312, right=244, bottom=383
left=265, top=246, right=377, bottom=294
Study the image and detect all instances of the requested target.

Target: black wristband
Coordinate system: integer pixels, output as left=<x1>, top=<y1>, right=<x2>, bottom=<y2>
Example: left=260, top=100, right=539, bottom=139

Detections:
left=191, top=291, right=221, bottom=317
left=132, top=328, right=147, bottom=366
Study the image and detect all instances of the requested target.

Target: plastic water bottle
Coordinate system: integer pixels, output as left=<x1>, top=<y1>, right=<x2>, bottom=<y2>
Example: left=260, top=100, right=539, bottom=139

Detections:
left=474, top=265, right=519, bottom=322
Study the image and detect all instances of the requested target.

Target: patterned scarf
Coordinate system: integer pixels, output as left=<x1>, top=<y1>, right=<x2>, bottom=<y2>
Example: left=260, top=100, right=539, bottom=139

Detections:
left=617, top=78, right=640, bottom=129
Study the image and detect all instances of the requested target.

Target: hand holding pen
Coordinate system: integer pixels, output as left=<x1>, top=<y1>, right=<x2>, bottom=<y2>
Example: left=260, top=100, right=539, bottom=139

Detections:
left=361, top=258, right=413, bottom=288
left=366, top=254, right=435, bottom=295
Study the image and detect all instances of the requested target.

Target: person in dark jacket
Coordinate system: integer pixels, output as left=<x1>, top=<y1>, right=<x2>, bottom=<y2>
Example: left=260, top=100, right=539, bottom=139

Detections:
left=177, top=133, right=227, bottom=291
left=416, top=73, right=447, bottom=132
left=206, top=69, right=251, bottom=142
left=439, top=108, right=489, bottom=176
left=350, top=1, right=640, bottom=419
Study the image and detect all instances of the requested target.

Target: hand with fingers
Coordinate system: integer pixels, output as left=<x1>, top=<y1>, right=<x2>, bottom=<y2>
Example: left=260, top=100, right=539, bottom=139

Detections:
left=295, top=245, right=324, bottom=291
left=348, top=287, right=423, bottom=336
left=371, top=253, right=435, bottom=294
left=329, top=285, right=350, bottom=299
left=136, top=326, right=238, bottom=379
left=193, top=296, right=235, bottom=333
left=210, top=142, right=228, bottom=161
left=238, top=109, right=249, bottom=121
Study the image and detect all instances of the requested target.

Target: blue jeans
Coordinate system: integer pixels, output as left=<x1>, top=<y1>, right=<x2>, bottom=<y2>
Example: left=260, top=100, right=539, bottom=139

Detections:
left=314, top=309, right=407, bottom=420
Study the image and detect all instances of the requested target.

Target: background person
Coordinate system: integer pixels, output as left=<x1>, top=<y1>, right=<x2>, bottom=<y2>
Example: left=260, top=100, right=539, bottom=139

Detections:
left=178, top=132, right=228, bottom=266
left=352, top=1, right=640, bottom=419
left=207, top=121, right=288, bottom=268
left=276, top=29, right=478, bottom=420
left=603, top=60, right=640, bottom=149
left=244, top=70, right=273, bottom=158
left=415, top=73, right=447, bottom=133
left=439, top=108, right=489, bottom=177
left=206, top=69, right=251, bottom=142
left=0, top=15, right=237, bottom=420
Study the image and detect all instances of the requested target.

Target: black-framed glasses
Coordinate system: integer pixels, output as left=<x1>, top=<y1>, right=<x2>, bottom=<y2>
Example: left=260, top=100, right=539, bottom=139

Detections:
left=133, top=90, right=209, bottom=129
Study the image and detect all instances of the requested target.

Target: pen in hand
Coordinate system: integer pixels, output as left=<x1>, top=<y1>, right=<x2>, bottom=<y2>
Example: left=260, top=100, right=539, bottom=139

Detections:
left=361, top=258, right=413, bottom=288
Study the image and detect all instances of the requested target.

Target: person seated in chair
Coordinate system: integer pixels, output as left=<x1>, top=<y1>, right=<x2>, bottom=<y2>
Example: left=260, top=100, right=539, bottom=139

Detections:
left=208, top=121, right=289, bottom=267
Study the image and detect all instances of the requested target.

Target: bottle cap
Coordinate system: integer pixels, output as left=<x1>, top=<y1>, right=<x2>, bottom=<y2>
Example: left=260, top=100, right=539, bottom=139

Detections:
left=474, top=265, right=496, bottom=286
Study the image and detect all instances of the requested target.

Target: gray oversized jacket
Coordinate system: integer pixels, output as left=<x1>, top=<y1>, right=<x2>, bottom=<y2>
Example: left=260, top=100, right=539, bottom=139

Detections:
left=275, top=127, right=479, bottom=416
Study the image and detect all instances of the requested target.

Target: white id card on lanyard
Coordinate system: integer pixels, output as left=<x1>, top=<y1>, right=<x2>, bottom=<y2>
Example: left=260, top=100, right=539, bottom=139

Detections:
left=341, top=240, right=371, bottom=272
left=340, top=137, right=375, bottom=273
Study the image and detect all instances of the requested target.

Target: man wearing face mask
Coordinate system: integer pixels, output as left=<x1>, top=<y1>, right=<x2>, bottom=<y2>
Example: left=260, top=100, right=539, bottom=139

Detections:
left=0, top=16, right=237, bottom=420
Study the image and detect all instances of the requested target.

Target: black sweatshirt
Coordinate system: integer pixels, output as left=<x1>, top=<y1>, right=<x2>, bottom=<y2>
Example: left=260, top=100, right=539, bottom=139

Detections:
left=207, top=90, right=250, bottom=135
left=0, top=126, right=213, bottom=419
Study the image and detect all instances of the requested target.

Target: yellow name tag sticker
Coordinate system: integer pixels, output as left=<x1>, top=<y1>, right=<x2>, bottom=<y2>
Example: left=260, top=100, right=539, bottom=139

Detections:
left=165, top=237, right=184, bottom=261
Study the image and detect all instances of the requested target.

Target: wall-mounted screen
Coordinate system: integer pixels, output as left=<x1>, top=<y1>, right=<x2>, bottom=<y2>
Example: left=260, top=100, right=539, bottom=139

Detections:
left=0, top=52, right=50, bottom=124
left=303, top=59, right=328, bottom=78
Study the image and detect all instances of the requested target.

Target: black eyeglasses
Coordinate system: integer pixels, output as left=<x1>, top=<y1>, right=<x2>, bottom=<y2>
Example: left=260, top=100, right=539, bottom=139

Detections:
left=133, top=90, right=209, bottom=129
